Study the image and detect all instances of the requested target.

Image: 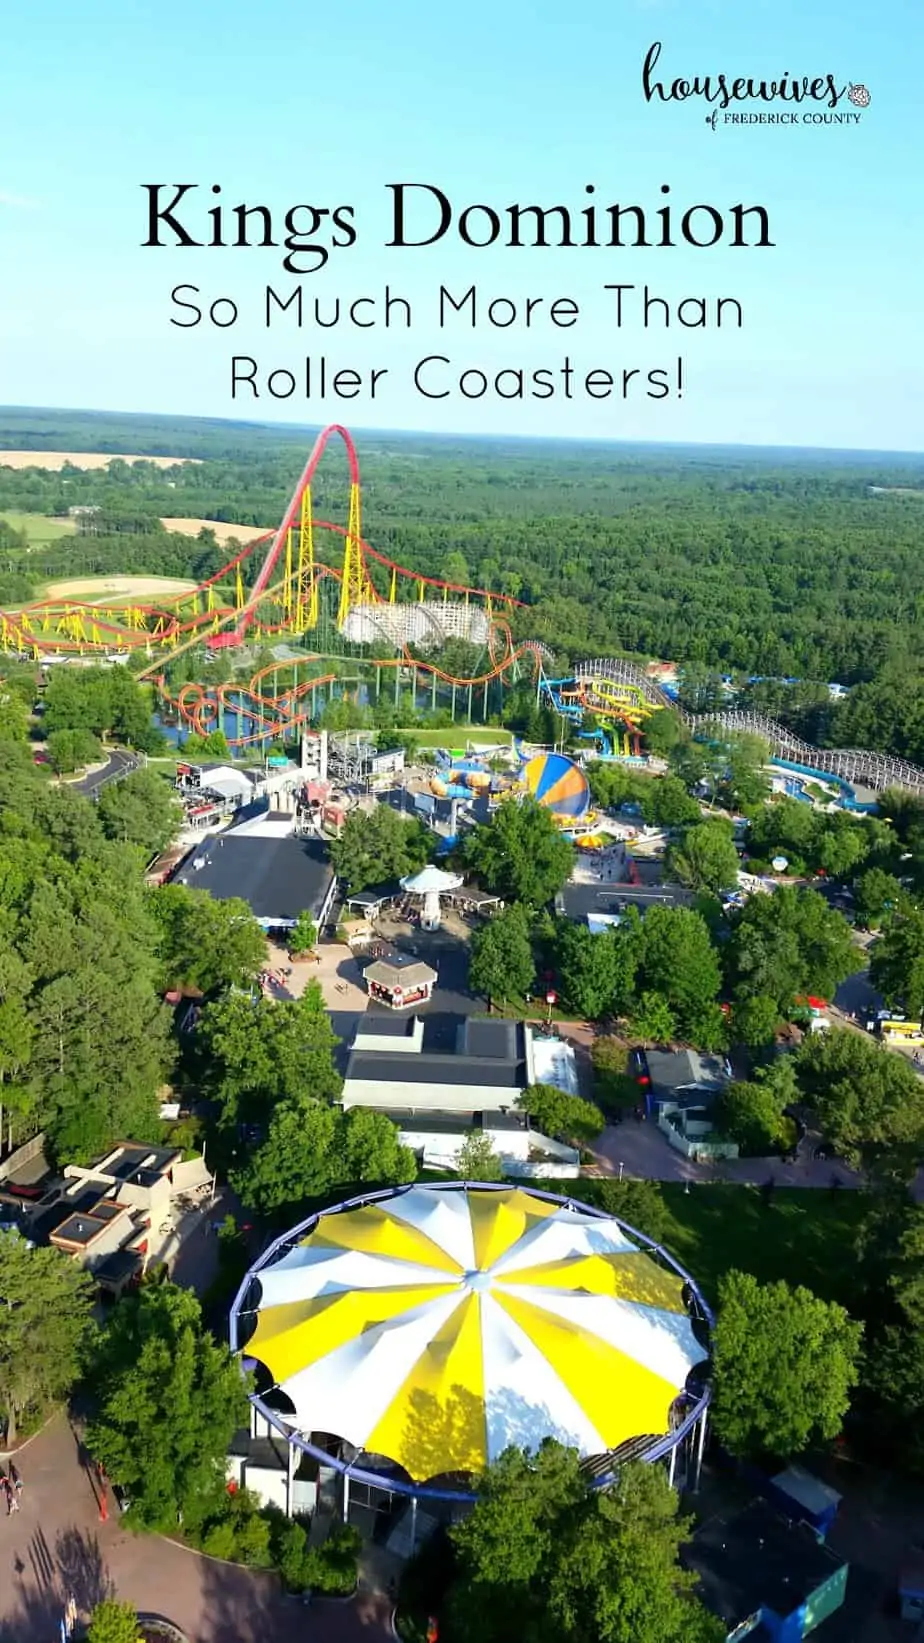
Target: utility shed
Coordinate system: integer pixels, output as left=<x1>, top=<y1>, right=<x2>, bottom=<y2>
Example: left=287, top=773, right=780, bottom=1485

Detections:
left=684, top=1499, right=848, bottom=1642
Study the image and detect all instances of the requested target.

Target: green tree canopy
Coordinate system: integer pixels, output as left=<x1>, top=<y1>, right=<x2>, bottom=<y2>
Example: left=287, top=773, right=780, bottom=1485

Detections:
left=590, top=1034, right=638, bottom=1110
left=643, top=709, right=685, bottom=758
left=45, top=727, right=102, bottom=774
left=729, top=993, right=780, bottom=1049
left=629, top=990, right=676, bottom=1045
left=334, top=1104, right=418, bottom=1190
left=0, top=776, right=174, bottom=1162
left=796, top=1026, right=924, bottom=1170
left=666, top=820, right=740, bottom=896
left=853, top=867, right=905, bottom=930
left=149, top=881, right=267, bottom=994
left=198, top=982, right=341, bottom=1129
left=233, top=1098, right=338, bottom=1214
left=463, top=798, right=575, bottom=907
left=233, top=1098, right=415, bottom=1218
left=555, top=919, right=635, bottom=1020
left=288, top=909, right=318, bottom=955
left=85, top=1281, right=250, bottom=1532
left=447, top=1443, right=722, bottom=1643
left=711, top=1270, right=862, bottom=1461
left=329, top=804, right=432, bottom=892
left=468, top=904, right=535, bottom=1004
left=87, top=1600, right=143, bottom=1643
left=716, top=1058, right=797, bottom=1155
left=584, top=1177, right=670, bottom=1245
left=517, top=1083, right=604, bottom=1143
left=456, top=1131, right=505, bottom=1182
left=0, top=1231, right=97, bottom=1445
left=0, top=679, right=29, bottom=743
left=43, top=665, right=163, bottom=753
left=726, top=886, right=857, bottom=1014
left=870, top=905, right=924, bottom=1019
left=633, top=904, right=721, bottom=1038
left=96, top=768, right=182, bottom=856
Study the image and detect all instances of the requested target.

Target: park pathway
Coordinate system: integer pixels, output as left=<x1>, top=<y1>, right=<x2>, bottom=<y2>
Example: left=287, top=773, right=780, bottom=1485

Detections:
left=0, top=1417, right=392, bottom=1643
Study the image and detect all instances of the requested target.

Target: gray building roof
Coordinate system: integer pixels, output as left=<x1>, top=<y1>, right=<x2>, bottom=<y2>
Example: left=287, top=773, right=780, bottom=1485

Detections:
left=173, top=833, right=334, bottom=924
left=345, top=1014, right=528, bottom=1094
left=364, top=957, right=437, bottom=989
left=646, top=1049, right=729, bottom=1102
left=683, top=1500, right=846, bottom=1632
left=345, top=881, right=400, bottom=910
left=346, top=1053, right=524, bottom=1090
left=389, top=1110, right=527, bottom=1134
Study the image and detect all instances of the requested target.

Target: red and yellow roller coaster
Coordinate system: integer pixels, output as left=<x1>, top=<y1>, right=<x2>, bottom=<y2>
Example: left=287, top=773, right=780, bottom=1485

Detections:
left=0, top=424, right=548, bottom=748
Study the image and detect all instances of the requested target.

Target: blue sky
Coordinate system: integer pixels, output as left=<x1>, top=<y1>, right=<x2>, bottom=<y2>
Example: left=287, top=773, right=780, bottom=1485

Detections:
left=1, top=0, right=922, bottom=449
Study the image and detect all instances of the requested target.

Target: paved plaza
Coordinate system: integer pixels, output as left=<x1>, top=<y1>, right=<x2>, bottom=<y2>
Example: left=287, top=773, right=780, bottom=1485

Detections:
left=0, top=1418, right=392, bottom=1643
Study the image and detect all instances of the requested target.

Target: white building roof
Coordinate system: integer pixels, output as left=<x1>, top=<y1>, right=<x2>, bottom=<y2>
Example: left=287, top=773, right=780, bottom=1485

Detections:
left=400, top=865, right=464, bottom=894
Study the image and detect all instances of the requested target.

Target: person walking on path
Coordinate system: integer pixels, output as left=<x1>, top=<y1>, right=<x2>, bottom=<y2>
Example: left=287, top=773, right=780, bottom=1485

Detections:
left=9, top=1461, right=22, bottom=1497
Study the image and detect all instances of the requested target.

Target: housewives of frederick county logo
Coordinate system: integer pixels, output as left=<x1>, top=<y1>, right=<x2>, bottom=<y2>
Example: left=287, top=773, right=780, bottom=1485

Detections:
left=642, top=41, right=870, bottom=130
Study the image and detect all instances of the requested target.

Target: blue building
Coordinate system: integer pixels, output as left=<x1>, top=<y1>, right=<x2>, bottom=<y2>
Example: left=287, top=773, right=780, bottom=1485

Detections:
left=685, top=1499, right=848, bottom=1641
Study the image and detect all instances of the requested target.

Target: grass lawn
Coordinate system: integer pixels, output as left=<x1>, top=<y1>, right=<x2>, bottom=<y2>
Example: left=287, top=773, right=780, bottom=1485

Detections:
left=658, top=1183, right=869, bottom=1309
left=474, top=999, right=577, bottom=1024
left=396, top=726, right=515, bottom=748
left=1, top=511, right=76, bottom=544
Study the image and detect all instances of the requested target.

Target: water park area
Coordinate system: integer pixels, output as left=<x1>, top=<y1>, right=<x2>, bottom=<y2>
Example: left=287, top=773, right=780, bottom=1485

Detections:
left=769, top=758, right=880, bottom=814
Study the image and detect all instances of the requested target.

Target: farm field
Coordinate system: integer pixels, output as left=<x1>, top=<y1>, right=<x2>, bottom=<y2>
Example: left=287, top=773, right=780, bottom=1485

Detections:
left=39, top=574, right=199, bottom=603
left=0, top=451, right=201, bottom=470
left=0, top=510, right=76, bottom=543
left=162, top=516, right=270, bottom=545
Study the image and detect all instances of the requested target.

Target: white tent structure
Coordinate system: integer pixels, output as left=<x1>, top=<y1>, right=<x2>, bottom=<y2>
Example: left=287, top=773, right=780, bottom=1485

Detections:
left=400, top=864, right=464, bottom=930
left=235, top=1185, right=711, bottom=1499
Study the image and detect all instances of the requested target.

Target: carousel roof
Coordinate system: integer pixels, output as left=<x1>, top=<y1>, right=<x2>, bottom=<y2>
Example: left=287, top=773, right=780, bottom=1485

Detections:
left=243, top=1185, right=707, bottom=1482
left=400, top=865, right=464, bottom=894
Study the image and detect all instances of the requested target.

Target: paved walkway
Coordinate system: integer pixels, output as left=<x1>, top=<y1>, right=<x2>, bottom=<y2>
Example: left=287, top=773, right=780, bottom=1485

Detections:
left=590, top=1118, right=863, bottom=1188
left=0, top=1418, right=392, bottom=1643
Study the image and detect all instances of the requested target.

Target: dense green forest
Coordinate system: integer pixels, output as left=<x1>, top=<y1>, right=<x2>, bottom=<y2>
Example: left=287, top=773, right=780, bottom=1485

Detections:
left=2, top=407, right=924, bottom=758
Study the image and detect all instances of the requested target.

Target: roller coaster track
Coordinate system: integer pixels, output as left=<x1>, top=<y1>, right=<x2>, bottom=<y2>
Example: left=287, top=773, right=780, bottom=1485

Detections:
left=0, top=423, right=524, bottom=662
left=576, top=658, right=924, bottom=795
left=158, top=629, right=551, bottom=749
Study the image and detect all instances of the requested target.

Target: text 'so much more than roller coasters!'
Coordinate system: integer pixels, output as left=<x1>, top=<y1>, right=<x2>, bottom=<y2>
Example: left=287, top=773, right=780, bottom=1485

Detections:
left=139, top=179, right=775, bottom=411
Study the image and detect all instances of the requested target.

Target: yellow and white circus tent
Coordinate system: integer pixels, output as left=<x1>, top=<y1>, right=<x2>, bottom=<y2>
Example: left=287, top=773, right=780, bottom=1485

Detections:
left=243, top=1185, right=708, bottom=1482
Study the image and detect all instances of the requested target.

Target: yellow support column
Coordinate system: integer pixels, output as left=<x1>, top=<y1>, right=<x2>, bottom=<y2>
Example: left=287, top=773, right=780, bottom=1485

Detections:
left=337, top=480, right=374, bottom=628
left=296, top=484, right=317, bottom=632
left=389, top=565, right=397, bottom=604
